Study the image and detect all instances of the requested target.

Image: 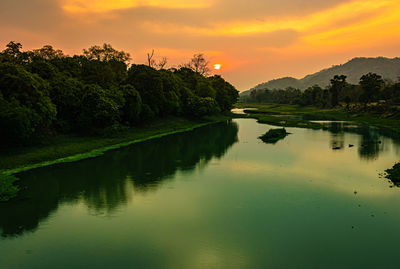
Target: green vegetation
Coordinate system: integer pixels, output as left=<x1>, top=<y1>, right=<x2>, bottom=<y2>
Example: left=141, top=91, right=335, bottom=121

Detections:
left=0, top=41, right=238, bottom=145
left=241, top=57, right=400, bottom=94
left=0, top=115, right=230, bottom=172
left=259, top=128, right=290, bottom=144
left=236, top=104, right=400, bottom=137
left=386, top=163, right=400, bottom=186
left=241, top=72, right=400, bottom=114
left=0, top=115, right=231, bottom=201
left=0, top=174, right=18, bottom=202
left=246, top=113, right=323, bottom=129
left=0, top=41, right=239, bottom=201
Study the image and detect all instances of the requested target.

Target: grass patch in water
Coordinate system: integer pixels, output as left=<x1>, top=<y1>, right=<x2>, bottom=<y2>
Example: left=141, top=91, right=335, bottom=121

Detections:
left=259, top=128, right=290, bottom=144
left=386, top=163, right=400, bottom=186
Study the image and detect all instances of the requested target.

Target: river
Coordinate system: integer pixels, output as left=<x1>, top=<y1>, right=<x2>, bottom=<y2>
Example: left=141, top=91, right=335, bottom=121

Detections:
left=1, top=119, right=400, bottom=268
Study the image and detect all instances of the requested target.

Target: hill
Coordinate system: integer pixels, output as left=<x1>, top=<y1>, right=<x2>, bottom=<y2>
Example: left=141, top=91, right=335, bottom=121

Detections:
left=242, top=57, right=400, bottom=95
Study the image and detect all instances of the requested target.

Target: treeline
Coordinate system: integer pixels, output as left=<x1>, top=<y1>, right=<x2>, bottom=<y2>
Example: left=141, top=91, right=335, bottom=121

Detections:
left=0, top=42, right=238, bottom=145
left=242, top=74, right=400, bottom=109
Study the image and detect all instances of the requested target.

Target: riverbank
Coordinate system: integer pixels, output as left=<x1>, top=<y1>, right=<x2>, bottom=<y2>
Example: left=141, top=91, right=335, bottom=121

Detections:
left=0, top=115, right=231, bottom=201
left=235, top=104, right=400, bottom=136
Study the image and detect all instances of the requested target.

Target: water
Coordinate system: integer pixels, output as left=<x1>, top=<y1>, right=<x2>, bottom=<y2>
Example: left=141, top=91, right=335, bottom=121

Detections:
left=1, top=119, right=400, bottom=269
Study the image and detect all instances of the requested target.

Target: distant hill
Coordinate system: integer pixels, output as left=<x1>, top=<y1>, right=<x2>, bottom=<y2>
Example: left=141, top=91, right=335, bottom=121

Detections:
left=242, top=57, right=400, bottom=95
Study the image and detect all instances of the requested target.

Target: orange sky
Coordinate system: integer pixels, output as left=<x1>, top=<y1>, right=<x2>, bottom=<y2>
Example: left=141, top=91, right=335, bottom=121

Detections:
left=1, top=0, right=400, bottom=91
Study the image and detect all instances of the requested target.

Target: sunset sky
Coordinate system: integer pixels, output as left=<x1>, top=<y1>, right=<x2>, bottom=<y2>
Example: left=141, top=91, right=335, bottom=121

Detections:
left=1, top=0, right=400, bottom=91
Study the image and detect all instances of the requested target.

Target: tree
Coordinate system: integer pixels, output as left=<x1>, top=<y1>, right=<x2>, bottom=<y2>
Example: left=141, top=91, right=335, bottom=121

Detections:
left=120, top=85, right=142, bottom=126
left=186, top=96, right=220, bottom=117
left=209, top=75, right=239, bottom=111
left=77, top=84, right=121, bottom=131
left=156, top=57, right=168, bottom=70
left=83, top=44, right=131, bottom=63
left=146, top=50, right=168, bottom=69
left=33, top=45, right=64, bottom=60
left=329, top=75, right=347, bottom=107
left=2, top=41, right=22, bottom=58
left=182, top=53, right=211, bottom=76
left=0, top=62, right=56, bottom=143
left=147, top=49, right=155, bottom=67
left=1, top=41, right=32, bottom=64
left=359, top=73, right=383, bottom=108
left=344, top=96, right=351, bottom=110
left=126, top=64, right=166, bottom=116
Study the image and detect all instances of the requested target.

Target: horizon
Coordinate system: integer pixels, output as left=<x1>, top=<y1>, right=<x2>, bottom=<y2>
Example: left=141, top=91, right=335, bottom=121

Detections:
left=1, top=0, right=400, bottom=91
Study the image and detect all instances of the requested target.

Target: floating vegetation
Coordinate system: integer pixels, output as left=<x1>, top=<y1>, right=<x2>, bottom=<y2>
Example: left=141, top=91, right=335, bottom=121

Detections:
left=385, top=163, right=400, bottom=186
left=259, top=128, right=290, bottom=144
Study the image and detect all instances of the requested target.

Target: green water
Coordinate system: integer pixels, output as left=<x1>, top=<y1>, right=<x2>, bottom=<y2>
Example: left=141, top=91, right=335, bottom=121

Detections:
left=1, top=119, right=400, bottom=269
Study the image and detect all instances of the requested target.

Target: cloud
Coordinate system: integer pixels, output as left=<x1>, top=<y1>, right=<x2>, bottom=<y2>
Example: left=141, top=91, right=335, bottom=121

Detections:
left=61, top=0, right=213, bottom=14
left=140, top=0, right=392, bottom=36
left=1, top=0, right=400, bottom=90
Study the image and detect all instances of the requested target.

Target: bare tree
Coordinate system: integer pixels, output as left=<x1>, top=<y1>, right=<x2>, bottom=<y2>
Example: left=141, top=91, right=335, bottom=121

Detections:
left=182, top=53, right=211, bottom=76
left=147, top=50, right=168, bottom=69
left=147, top=49, right=155, bottom=67
left=156, top=56, right=168, bottom=69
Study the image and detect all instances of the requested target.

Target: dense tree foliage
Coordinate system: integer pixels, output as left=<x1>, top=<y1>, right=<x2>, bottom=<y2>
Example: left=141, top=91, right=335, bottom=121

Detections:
left=242, top=72, right=400, bottom=110
left=0, top=42, right=238, bottom=145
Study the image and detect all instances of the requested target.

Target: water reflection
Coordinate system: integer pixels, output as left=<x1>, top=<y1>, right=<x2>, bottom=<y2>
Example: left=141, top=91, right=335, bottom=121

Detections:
left=321, top=122, right=390, bottom=160
left=0, top=121, right=238, bottom=238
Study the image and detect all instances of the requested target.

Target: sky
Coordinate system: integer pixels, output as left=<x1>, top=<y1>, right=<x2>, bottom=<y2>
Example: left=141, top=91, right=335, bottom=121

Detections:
left=1, top=0, right=400, bottom=91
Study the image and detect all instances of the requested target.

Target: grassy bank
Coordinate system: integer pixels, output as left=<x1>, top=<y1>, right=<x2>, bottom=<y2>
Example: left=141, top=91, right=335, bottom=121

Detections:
left=0, top=115, right=230, bottom=201
left=235, top=104, right=400, bottom=135
left=233, top=105, right=324, bottom=129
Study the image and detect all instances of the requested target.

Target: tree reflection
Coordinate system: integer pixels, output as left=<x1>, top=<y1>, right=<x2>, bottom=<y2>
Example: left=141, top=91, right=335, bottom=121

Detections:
left=323, top=122, right=385, bottom=159
left=329, top=122, right=345, bottom=150
left=358, top=128, right=383, bottom=160
left=0, top=121, right=238, bottom=237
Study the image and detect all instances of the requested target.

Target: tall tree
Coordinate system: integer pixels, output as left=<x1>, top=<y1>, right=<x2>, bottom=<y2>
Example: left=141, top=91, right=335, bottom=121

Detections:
left=329, top=75, right=347, bottom=107
left=359, top=73, right=383, bottom=108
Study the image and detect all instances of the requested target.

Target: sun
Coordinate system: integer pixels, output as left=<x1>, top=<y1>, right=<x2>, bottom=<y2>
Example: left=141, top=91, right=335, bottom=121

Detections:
left=213, top=64, right=222, bottom=70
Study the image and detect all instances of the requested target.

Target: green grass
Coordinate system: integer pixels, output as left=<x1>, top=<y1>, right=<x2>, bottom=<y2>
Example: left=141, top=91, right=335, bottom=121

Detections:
left=0, top=115, right=230, bottom=201
left=235, top=104, right=400, bottom=136
left=255, top=114, right=323, bottom=129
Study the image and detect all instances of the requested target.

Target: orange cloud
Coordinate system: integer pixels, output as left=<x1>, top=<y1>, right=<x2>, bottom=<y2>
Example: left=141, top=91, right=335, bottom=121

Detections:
left=144, top=0, right=394, bottom=36
left=61, top=0, right=212, bottom=13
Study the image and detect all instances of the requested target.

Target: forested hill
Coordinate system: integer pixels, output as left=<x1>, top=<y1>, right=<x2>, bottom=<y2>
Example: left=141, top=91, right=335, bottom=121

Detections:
left=0, top=42, right=239, bottom=146
left=243, top=57, right=400, bottom=94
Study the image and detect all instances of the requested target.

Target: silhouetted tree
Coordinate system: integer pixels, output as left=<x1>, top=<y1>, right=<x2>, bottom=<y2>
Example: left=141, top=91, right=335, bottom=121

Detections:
left=183, top=53, right=211, bottom=76
left=83, top=44, right=131, bottom=63
left=359, top=73, right=384, bottom=108
left=329, top=75, right=347, bottom=107
left=33, top=45, right=64, bottom=60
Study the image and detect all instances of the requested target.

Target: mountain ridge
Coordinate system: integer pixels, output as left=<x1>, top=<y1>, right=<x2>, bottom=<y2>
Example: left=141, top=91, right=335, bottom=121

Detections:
left=242, top=57, right=400, bottom=95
